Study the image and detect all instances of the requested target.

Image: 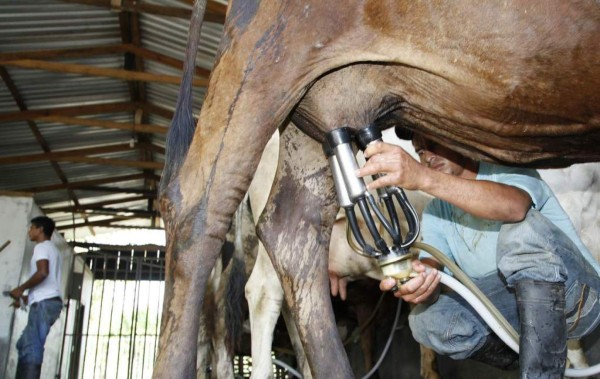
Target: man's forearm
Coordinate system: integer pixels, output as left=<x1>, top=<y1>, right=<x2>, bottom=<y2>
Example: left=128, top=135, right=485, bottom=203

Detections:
left=420, top=170, right=531, bottom=222
left=15, top=271, right=47, bottom=293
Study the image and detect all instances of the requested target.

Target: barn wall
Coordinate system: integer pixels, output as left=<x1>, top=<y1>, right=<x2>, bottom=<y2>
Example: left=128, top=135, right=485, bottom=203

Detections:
left=0, top=195, right=74, bottom=379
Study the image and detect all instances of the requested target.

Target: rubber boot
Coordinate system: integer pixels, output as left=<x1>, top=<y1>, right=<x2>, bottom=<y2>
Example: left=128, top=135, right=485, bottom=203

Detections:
left=516, top=280, right=567, bottom=379
left=469, top=333, right=519, bottom=370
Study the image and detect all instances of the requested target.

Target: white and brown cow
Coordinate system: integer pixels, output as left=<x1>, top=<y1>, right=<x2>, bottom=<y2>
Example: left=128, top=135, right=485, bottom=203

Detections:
left=156, top=2, right=600, bottom=378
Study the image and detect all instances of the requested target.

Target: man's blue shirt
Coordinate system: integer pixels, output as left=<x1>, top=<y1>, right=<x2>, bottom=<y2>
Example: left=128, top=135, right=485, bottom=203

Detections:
left=420, top=161, right=600, bottom=279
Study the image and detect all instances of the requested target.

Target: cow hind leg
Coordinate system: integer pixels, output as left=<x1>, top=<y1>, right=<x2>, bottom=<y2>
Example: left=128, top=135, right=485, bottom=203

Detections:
left=246, top=245, right=285, bottom=379
left=281, top=304, right=312, bottom=379
left=155, top=180, right=225, bottom=378
left=256, top=123, right=353, bottom=378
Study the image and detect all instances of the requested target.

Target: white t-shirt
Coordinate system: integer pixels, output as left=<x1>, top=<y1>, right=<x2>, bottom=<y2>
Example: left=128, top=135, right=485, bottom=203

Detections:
left=28, top=240, right=62, bottom=304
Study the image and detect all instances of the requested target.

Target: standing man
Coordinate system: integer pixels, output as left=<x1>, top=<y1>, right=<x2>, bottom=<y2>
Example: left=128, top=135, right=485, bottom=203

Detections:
left=356, top=131, right=600, bottom=378
left=9, top=216, right=63, bottom=379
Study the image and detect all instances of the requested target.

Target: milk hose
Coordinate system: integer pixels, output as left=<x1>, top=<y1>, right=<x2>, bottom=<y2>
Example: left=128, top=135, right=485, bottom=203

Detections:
left=414, top=241, right=600, bottom=377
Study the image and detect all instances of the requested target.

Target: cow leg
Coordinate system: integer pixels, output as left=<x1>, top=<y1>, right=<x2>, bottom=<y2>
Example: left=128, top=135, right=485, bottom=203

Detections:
left=197, top=295, right=213, bottom=378
left=246, top=245, right=285, bottom=378
left=567, top=339, right=589, bottom=370
left=354, top=301, right=377, bottom=373
left=256, top=123, right=352, bottom=378
left=155, top=200, right=221, bottom=378
left=281, top=305, right=312, bottom=379
left=420, top=345, right=440, bottom=379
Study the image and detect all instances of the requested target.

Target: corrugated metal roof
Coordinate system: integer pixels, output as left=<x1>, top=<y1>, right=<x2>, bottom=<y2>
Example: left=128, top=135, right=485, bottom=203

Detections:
left=0, top=0, right=226, bottom=239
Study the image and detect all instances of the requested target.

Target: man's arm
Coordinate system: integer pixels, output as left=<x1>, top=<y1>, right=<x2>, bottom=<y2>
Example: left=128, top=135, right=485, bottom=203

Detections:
left=357, top=142, right=532, bottom=222
left=9, top=259, right=49, bottom=300
left=415, top=167, right=531, bottom=222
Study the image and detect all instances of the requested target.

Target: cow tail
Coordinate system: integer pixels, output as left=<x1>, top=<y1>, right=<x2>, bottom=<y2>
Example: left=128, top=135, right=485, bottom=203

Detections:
left=224, top=255, right=247, bottom=356
left=224, top=198, right=255, bottom=356
left=160, top=0, right=208, bottom=191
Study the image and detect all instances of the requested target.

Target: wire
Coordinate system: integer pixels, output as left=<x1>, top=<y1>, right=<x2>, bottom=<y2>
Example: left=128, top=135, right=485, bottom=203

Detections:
left=272, top=358, right=303, bottom=378
left=360, top=299, right=403, bottom=379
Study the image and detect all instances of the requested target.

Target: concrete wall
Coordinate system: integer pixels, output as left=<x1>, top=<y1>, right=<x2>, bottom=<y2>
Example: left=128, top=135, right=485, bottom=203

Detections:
left=0, top=195, right=74, bottom=379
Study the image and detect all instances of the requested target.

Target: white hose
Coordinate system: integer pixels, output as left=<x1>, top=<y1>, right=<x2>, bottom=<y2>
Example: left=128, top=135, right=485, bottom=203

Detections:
left=439, top=272, right=600, bottom=377
left=272, top=358, right=303, bottom=378
left=439, top=273, right=519, bottom=352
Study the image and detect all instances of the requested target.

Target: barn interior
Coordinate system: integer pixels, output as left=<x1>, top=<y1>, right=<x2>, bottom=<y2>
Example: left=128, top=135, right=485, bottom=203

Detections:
left=1, top=1, right=599, bottom=379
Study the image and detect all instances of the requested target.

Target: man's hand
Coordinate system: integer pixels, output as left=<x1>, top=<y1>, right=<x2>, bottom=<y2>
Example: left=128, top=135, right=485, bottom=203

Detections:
left=356, top=142, right=426, bottom=191
left=329, top=271, right=348, bottom=301
left=9, top=287, right=24, bottom=300
left=380, top=260, right=441, bottom=304
left=9, top=298, right=21, bottom=309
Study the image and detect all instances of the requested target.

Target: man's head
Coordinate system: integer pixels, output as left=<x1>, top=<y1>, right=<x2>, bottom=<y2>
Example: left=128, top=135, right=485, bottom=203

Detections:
left=28, top=216, right=55, bottom=242
left=411, top=133, right=477, bottom=179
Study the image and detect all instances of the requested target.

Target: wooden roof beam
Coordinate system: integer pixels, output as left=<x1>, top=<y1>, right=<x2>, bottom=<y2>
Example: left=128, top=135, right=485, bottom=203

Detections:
left=61, top=0, right=226, bottom=24
left=0, top=44, right=210, bottom=78
left=55, top=214, right=143, bottom=230
left=68, top=207, right=159, bottom=217
left=19, top=173, right=146, bottom=193
left=0, top=143, right=136, bottom=165
left=0, top=102, right=137, bottom=123
left=57, top=221, right=163, bottom=231
left=44, top=195, right=150, bottom=213
left=35, top=115, right=168, bottom=134
left=41, top=156, right=163, bottom=170
left=76, top=187, right=156, bottom=196
left=1, top=59, right=208, bottom=86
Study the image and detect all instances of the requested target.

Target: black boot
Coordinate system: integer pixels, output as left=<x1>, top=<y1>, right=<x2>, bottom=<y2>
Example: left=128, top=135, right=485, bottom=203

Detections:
left=516, top=280, right=567, bottom=379
left=15, top=361, right=41, bottom=379
left=469, top=333, right=519, bottom=370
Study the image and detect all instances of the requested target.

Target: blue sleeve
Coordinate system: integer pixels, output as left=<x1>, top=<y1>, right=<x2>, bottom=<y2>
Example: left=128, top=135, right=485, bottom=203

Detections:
left=486, top=165, right=550, bottom=210
left=419, top=200, right=454, bottom=263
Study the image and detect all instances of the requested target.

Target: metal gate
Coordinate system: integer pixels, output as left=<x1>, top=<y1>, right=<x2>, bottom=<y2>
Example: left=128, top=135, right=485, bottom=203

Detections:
left=59, top=244, right=165, bottom=379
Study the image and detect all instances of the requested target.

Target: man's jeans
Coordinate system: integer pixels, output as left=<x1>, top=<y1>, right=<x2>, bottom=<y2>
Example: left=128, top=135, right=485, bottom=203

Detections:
left=409, top=209, right=600, bottom=359
left=16, top=297, right=63, bottom=364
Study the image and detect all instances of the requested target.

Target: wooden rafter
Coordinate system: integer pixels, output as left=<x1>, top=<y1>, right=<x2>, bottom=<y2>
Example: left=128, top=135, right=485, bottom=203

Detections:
left=76, top=186, right=156, bottom=196
left=0, top=44, right=210, bottom=78
left=0, top=102, right=138, bottom=123
left=60, top=0, right=226, bottom=24
left=67, top=207, right=159, bottom=217
left=34, top=116, right=168, bottom=134
left=0, top=143, right=136, bottom=165
left=18, top=173, right=147, bottom=193
left=0, top=66, right=95, bottom=232
left=43, top=195, right=150, bottom=213
left=0, top=0, right=222, bottom=233
left=57, top=219, right=164, bottom=231
left=0, top=102, right=175, bottom=123
left=1, top=59, right=209, bottom=86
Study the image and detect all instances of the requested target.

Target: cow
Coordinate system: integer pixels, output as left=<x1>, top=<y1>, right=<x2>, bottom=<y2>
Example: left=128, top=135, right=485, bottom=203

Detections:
left=156, top=1, right=600, bottom=378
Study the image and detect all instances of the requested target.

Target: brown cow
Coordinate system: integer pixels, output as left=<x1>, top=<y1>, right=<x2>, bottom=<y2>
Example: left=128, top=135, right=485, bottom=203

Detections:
left=156, top=1, right=600, bottom=378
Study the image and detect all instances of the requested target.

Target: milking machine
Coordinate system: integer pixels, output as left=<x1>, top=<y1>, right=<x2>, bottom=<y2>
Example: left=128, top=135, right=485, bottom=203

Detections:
left=323, top=126, right=420, bottom=284
left=323, top=126, right=600, bottom=378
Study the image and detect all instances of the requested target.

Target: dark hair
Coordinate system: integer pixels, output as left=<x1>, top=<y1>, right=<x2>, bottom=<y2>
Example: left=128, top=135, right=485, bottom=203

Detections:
left=30, top=216, right=55, bottom=238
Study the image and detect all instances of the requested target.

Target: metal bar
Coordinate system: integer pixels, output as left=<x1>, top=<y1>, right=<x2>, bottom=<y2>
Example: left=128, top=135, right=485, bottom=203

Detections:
left=56, top=252, right=77, bottom=378
left=141, top=250, right=151, bottom=374
left=116, top=251, right=128, bottom=377
left=103, top=253, right=120, bottom=378
left=81, top=256, right=97, bottom=378
left=127, top=253, right=142, bottom=379
left=92, top=258, right=109, bottom=378
left=152, top=250, right=163, bottom=365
